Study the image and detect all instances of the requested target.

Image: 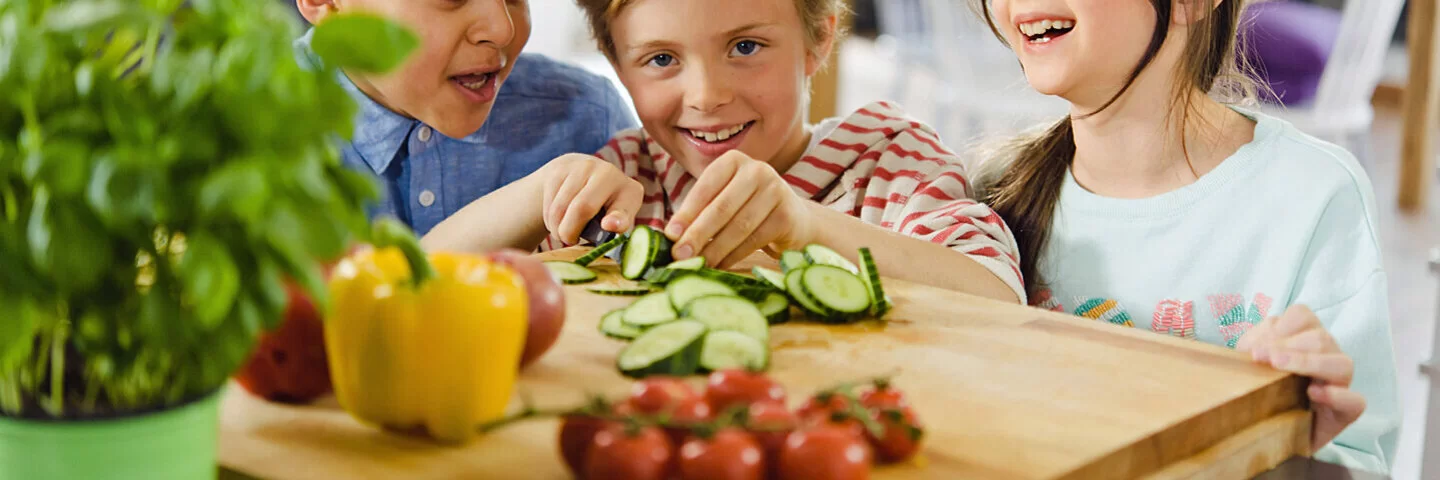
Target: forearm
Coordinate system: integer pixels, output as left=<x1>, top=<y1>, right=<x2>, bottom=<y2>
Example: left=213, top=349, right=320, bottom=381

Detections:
left=420, top=174, right=547, bottom=254
left=802, top=205, right=1021, bottom=304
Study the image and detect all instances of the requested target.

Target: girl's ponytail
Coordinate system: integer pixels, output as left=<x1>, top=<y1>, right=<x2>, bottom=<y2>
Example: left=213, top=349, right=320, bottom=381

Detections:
left=982, top=118, right=1074, bottom=299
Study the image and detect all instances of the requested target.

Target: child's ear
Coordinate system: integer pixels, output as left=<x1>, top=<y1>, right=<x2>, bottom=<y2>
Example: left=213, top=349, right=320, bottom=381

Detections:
left=1172, top=0, right=1223, bottom=26
left=296, top=0, right=339, bottom=26
left=804, top=14, right=839, bottom=77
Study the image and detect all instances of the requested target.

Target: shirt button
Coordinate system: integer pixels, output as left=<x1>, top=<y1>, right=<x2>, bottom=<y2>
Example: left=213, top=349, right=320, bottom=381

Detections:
left=418, top=126, right=433, bottom=142
left=418, top=190, right=436, bottom=207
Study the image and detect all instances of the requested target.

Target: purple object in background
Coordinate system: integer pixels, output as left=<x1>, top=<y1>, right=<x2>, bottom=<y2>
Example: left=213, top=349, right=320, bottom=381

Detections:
left=1242, top=1, right=1343, bottom=106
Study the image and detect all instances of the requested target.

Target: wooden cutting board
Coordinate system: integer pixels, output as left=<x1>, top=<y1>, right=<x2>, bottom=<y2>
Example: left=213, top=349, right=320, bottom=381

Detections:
left=218, top=248, right=1310, bottom=479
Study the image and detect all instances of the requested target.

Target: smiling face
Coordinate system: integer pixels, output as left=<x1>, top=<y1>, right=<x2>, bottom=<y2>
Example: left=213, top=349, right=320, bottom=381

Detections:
left=606, top=0, right=826, bottom=175
left=987, top=0, right=1160, bottom=109
left=313, top=0, right=532, bottom=139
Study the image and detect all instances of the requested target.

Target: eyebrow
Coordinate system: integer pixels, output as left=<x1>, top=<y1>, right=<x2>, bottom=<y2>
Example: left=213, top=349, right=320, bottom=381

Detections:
left=621, top=22, right=778, bottom=56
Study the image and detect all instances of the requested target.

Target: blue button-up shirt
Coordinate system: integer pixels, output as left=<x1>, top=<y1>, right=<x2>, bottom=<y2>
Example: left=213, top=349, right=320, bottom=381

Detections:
left=296, top=32, right=638, bottom=235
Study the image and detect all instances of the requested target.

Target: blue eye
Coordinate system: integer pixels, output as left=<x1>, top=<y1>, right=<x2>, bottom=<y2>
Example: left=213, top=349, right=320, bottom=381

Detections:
left=731, top=40, right=761, bottom=57
left=646, top=54, right=675, bottom=68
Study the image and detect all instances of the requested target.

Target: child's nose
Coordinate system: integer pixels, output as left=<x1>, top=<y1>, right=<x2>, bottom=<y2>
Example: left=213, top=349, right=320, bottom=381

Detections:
left=465, top=0, right=518, bottom=48
left=684, top=68, right=734, bottom=113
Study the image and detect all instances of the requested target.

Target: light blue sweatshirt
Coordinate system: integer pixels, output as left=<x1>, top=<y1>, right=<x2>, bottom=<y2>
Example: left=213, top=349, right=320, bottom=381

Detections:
left=1025, top=110, right=1400, bottom=473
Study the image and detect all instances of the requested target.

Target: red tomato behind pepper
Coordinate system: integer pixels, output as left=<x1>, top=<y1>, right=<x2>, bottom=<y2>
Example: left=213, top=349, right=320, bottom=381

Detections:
left=233, top=282, right=332, bottom=403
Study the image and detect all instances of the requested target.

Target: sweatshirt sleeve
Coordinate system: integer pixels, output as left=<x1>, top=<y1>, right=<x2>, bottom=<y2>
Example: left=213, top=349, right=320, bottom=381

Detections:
left=1289, top=178, right=1399, bottom=475
left=862, top=127, right=1027, bottom=303
left=1308, top=271, right=1400, bottom=474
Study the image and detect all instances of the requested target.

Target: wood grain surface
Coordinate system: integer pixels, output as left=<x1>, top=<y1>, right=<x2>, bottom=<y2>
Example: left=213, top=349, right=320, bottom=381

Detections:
left=218, top=248, right=1309, bottom=479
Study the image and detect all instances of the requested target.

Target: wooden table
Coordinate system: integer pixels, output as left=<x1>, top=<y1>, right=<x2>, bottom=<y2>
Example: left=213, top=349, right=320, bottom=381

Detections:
left=217, top=249, right=1311, bottom=479
left=1400, top=0, right=1440, bottom=212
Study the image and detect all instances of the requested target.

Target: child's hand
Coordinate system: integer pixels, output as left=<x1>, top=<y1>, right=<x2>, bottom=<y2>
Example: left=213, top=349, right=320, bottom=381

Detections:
left=665, top=150, right=814, bottom=268
left=1235, top=305, right=1365, bottom=452
left=540, top=154, right=643, bottom=244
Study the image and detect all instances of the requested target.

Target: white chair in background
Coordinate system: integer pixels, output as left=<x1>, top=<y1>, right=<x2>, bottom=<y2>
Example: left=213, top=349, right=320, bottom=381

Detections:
left=1257, top=0, right=1406, bottom=157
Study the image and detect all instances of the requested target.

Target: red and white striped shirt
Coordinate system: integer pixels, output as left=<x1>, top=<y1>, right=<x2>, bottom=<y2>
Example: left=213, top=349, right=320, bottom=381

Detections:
left=542, top=101, right=1025, bottom=301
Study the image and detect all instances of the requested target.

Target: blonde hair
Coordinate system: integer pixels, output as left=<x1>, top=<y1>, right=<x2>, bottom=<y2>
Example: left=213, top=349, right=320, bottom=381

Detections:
left=575, top=0, right=850, bottom=60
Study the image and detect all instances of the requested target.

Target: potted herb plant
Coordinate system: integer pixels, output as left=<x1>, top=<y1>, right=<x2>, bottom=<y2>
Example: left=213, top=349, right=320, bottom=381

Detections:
left=0, top=0, right=416, bottom=478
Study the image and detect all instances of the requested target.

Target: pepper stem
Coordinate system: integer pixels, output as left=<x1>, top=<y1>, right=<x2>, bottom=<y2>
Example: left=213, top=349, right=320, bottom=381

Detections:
left=370, top=218, right=436, bottom=288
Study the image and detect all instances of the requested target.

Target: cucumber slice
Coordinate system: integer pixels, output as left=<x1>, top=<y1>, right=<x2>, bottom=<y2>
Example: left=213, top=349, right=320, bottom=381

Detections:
left=757, top=291, right=791, bottom=324
left=752, top=267, right=787, bottom=291
left=643, top=267, right=688, bottom=286
left=800, top=264, right=872, bottom=318
left=699, top=330, right=769, bottom=372
left=783, top=267, right=829, bottom=319
left=694, top=268, right=774, bottom=291
left=733, top=286, right=776, bottom=303
left=682, top=295, right=769, bottom=343
left=621, top=226, right=658, bottom=280
left=617, top=320, right=707, bottom=378
left=543, top=261, right=597, bottom=285
left=586, top=285, right=654, bottom=296
left=623, top=292, right=678, bottom=328
left=599, top=308, right=643, bottom=340
left=780, top=250, right=810, bottom=273
left=667, top=257, right=706, bottom=270
left=803, top=244, right=860, bottom=274
left=620, top=226, right=674, bottom=280
left=574, top=234, right=627, bottom=266
left=857, top=247, right=889, bottom=317
left=667, top=275, right=736, bottom=311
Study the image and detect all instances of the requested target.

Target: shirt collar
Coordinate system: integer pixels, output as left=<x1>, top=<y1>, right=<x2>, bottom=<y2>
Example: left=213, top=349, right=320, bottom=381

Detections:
left=295, top=28, right=417, bottom=175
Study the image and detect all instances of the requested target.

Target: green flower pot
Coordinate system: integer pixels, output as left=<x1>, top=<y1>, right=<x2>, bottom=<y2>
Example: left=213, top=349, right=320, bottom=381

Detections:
left=0, top=391, right=221, bottom=480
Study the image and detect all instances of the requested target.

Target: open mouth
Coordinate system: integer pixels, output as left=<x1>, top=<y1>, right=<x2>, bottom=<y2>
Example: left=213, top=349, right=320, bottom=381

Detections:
left=451, top=72, right=496, bottom=91
left=684, top=121, right=755, bottom=144
left=1018, top=19, right=1075, bottom=44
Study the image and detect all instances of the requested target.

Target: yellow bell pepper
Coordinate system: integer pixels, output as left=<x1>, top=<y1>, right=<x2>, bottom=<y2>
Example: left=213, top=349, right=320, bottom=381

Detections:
left=324, top=220, right=529, bottom=443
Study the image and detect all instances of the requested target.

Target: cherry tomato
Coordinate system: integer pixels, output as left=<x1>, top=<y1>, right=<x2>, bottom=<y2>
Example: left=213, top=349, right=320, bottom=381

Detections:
left=704, top=369, right=786, bottom=414
left=745, top=400, right=797, bottom=480
left=585, top=423, right=674, bottom=480
left=779, top=420, right=874, bottom=480
left=858, top=381, right=906, bottom=410
left=558, top=415, right=610, bottom=479
left=866, top=406, right=924, bottom=464
left=796, top=392, right=851, bottom=423
left=663, top=397, right=714, bottom=446
left=628, top=376, right=700, bottom=415
left=678, top=427, right=765, bottom=480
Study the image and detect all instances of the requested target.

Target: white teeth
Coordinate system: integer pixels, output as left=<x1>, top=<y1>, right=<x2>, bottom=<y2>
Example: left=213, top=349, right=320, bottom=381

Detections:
left=1018, top=19, right=1074, bottom=40
left=689, top=123, right=748, bottom=142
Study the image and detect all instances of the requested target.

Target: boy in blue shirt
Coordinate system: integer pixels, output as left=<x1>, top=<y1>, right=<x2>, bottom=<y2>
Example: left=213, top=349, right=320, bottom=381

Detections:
left=294, top=0, right=636, bottom=235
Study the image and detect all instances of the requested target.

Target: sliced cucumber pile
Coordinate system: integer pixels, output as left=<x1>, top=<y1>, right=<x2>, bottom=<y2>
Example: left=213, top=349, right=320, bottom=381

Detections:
left=590, top=239, right=890, bottom=377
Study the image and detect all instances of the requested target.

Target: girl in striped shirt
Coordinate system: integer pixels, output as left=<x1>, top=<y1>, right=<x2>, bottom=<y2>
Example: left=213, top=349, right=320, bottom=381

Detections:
left=424, top=0, right=1024, bottom=303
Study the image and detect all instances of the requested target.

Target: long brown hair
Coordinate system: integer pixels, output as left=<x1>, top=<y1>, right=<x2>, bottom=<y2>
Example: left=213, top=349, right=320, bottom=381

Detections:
left=975, top=0, right=1254, bottom=299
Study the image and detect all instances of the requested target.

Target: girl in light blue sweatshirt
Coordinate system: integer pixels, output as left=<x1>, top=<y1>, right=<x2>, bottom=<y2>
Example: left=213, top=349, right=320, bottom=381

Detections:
left=970, top=0, right=1400, bottom=473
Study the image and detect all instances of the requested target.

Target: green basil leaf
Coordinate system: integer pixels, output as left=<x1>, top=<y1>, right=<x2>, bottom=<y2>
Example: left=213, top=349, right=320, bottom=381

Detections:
left=178, top=232, right=239, bottom=330
left=199, top=162, right=267, bottom=224
left=41, top=1, right=153, bottom=34
left=310, top=13, right=417, bottom=74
